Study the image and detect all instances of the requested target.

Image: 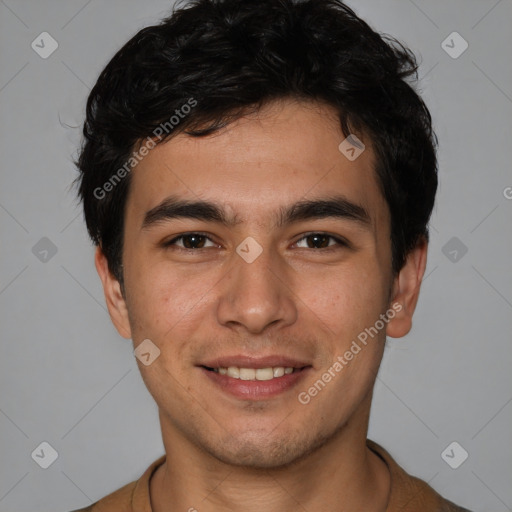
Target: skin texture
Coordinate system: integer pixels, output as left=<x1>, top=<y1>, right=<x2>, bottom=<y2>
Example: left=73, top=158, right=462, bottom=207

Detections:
left=95, top=99, right=428, bottom=511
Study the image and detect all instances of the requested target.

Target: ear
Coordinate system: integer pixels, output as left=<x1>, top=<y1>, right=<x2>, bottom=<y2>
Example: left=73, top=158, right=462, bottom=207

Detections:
left=386, top=237, right=428, bottom=338
left=95, top=247, right=132, bottom=339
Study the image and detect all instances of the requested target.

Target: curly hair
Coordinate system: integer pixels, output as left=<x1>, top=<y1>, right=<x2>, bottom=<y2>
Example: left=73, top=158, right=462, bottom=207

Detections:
left=76, top=0, right=437, bottom=287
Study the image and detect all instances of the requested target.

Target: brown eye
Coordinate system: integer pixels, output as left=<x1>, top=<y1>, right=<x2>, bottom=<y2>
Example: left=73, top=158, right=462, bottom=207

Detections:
left=306, top=234, right=330, bottom=248
left=295, top=233, right=347, bottom=249
left=165, top=233, right=215, bottom=249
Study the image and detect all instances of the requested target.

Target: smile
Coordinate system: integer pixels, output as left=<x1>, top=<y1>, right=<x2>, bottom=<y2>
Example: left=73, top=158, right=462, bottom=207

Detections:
left=200, top=365, right=311, bottom=400
left=205, top=366, right=297, bottom=380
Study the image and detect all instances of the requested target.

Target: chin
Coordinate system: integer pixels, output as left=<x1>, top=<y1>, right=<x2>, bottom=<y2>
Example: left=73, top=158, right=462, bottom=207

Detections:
left=209, top=439, right=305, bottom=469
left=200, top=426, right=333, bottom=470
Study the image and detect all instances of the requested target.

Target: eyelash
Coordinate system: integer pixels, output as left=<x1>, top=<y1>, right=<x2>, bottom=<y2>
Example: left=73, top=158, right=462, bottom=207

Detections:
left=163, top=232, right=349, bottom=251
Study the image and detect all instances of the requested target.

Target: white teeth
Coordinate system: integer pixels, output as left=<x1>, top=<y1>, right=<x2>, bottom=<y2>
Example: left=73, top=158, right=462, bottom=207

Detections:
left=213, top=366, right=297, bottom=380
left=255, top=368, right=274, bottom=381
left=227, top=366, right=240, bottom=378
left=273, top=367, right=285, bottom=377
left=239, top=368, right=255, bottom=380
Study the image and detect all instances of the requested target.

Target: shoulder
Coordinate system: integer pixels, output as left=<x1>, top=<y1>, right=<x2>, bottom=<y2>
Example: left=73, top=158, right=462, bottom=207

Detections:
left=67, top=455, right=166, bottom=512
left=367, top=440, right=473, bottom=512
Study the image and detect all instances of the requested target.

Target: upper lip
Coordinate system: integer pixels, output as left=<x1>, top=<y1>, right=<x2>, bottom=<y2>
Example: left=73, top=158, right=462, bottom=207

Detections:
left=199, top=355, right=311, bottom=369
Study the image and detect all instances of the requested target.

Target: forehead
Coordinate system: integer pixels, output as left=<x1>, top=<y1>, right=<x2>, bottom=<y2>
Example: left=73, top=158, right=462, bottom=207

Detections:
left=126, top=99, right=388, bottom=229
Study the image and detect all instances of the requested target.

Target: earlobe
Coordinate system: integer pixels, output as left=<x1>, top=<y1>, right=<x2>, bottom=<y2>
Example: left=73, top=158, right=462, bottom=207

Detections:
left=386, top=237, right=428, bottom=339
left=94, top=247, right=132, bottom=339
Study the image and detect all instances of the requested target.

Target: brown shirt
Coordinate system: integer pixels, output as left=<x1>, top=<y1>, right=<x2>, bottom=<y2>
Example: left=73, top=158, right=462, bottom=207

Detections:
left=70, top=440, right=471, bottom=512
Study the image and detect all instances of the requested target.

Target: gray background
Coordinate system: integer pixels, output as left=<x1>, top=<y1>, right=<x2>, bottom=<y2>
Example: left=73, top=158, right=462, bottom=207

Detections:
left=0, top=1, right=511, bottom=510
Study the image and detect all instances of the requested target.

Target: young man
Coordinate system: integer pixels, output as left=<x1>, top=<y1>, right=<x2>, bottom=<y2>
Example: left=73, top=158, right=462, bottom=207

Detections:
left=73, top=0, right=472, bottom=510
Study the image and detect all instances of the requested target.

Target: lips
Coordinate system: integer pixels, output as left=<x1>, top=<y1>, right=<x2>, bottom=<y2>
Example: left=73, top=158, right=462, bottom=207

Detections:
left=199, top=355, right=310, bottom=370
left=197, top=355, right=312, bottom=400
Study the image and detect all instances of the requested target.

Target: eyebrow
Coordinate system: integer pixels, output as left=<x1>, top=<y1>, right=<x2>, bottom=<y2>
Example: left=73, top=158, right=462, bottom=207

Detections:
left=142, top=194, right=371, bottom=230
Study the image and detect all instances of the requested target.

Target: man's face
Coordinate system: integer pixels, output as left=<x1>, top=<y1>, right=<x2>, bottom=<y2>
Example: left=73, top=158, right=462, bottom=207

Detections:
left=108, top=100, right=402, bottom=468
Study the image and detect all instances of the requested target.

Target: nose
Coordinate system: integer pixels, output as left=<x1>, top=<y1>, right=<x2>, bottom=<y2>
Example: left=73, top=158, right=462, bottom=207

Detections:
left=216, top=242, right=298, bottom=334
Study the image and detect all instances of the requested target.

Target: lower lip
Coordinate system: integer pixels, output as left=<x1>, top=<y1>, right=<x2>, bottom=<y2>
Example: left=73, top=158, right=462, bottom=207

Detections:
left=200, top=367, right=311, bottom=400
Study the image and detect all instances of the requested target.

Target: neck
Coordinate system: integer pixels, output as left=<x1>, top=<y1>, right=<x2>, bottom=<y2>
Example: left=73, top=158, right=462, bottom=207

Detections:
left=150, top=397, right=390, bottom=512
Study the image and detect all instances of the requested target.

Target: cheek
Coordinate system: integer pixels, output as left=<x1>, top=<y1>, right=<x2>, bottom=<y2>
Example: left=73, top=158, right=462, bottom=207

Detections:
left=125, top=258, right=219, bottom=340
left=300, top=264, right=388, bottom=339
